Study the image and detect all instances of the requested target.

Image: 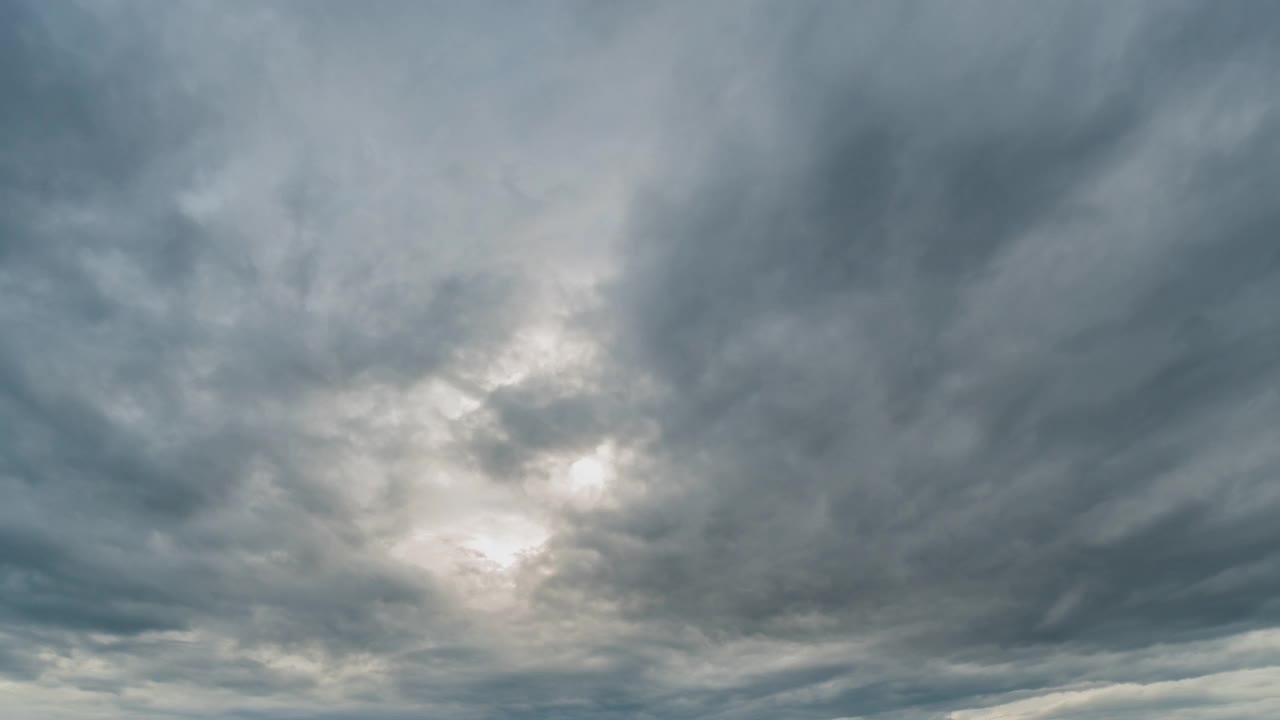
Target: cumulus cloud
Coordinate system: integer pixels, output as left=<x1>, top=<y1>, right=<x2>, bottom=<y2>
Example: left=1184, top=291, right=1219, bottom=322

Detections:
left=2, top=1, right=1279, bottom=718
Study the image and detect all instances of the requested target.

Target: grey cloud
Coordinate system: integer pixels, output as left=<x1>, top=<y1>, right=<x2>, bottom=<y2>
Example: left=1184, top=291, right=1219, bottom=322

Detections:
left=549, top=0, right=1280, bottom=674
left=2, top=1, right=1280, bottom=719
left=0, top=0, right=510, bottom=671
left=466, top=383, right=609, bottom=481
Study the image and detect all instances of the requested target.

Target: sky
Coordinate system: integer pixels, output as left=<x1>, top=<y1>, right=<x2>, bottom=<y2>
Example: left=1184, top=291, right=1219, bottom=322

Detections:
left=2, top=1, right=1280, bottom=718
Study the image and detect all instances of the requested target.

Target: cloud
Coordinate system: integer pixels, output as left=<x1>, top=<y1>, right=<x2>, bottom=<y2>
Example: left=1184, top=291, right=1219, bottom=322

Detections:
left=557, top=0, right=1280, bottom=650
left=1, top=1, right=1279, bottom=718
left=948, top=666, right=1280, bottom=720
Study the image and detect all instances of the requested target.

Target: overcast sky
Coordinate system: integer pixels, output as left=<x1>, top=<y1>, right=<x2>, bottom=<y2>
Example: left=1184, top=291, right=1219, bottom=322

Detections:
left=3, top=1, right=1280, bottom=718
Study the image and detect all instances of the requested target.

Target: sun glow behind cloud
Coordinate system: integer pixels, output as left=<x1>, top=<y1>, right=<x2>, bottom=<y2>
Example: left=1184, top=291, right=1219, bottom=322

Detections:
left=386, top=313, right=616, bottom=578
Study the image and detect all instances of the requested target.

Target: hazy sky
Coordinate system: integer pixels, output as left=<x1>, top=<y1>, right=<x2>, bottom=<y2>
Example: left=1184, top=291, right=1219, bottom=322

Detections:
left=3, top=2, right=1280, bottom=718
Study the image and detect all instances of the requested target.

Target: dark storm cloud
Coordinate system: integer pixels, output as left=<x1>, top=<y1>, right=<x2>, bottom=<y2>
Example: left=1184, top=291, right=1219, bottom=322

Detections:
left=3, top=1, right=1280, bottom=719
left=547, top=0, right=1280, bottom=682
left=466, top=382, right=609, bottom=481
left=0, top=0, right=508, bottom=672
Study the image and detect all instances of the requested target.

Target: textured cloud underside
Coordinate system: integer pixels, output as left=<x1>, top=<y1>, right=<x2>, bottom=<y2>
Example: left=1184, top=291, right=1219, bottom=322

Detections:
left=2, top=2, right=1280, bottom=718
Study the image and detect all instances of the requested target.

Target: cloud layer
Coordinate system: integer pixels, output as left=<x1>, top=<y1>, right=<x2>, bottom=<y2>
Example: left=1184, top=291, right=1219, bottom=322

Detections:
left=2, top=2, right=1279, bottom=718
